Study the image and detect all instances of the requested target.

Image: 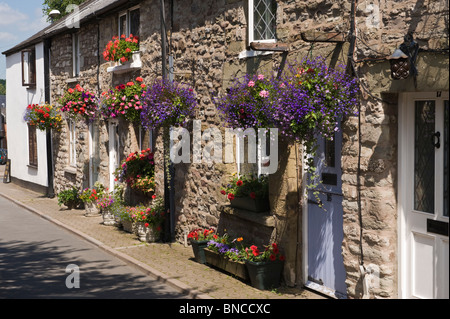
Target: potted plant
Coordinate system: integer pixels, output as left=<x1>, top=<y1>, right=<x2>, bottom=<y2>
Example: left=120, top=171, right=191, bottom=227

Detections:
left=99, top=77, right=146, bottom=123
left=187, top=228, right=217, bottom=264
left=96, top=194, right=116, bottom=225
left=144, top=195, right=165, bottom=242
left=57, top=187, right=82, bottom=210
left=23, top=103, right=62, bottom=132
left=59, top=84, right=98, bottom=122
left=80, top=182, right=105, bottom=217
left=113, top=148, right=155, bottom=205
left=242, top=243, right=285, bottom=290
left=103, top=34, right=139, bottom=65
left=140, top=79, right=197, bottom=131
left=221, top=174, right=269, bottom=212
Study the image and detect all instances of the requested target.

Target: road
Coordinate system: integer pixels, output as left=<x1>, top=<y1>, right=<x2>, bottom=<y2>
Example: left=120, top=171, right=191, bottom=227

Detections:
left=0, top=195, right=188, bottom=299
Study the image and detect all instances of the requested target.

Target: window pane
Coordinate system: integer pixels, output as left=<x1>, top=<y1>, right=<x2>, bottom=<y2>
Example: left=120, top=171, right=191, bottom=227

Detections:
left=129, top=8, right=140, bottom=38
left=253, top=0, right=276, bottom=41
left=119, top=15, right=127, bottom=36
left=444, top=100, right=449, bottom=217
left=414, top=101, right=435, bottom=214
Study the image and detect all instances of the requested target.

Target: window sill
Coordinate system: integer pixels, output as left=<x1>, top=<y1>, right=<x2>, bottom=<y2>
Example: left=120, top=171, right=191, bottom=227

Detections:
left=239, top=42, right=288, bottom=59
left=64, top=166, right=77, bottom=174
left=27, top=164, right=38, bottom=169
left=107, top=51, right=142, bottom=74
left=66, top=77, right=80, bottom=84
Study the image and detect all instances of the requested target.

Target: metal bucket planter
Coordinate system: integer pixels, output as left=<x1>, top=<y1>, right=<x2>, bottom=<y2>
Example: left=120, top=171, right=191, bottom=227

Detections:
left=191, top=240, right=209, bottom=264
left=230, top=196, right=270, bottom=213
left=245, top=260, right=284, bottom=290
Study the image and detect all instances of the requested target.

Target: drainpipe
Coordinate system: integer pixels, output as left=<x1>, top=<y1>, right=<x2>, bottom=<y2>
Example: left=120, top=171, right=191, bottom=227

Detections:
left=44, top=38, right=55, bottom=198
left=160, top=0, right=175, bottom=242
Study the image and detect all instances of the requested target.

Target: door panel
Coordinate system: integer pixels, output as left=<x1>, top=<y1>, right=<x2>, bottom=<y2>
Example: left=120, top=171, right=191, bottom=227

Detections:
left=400, top=93, right=449, bottom=299
left=306, top=128, right=346, bottom=298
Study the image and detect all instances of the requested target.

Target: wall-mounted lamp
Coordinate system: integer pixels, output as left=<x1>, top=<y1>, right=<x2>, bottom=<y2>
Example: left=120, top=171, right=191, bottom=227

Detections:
left=388, top=48, right=410, bottom=80
left=388, top=33, right=419, bottom=80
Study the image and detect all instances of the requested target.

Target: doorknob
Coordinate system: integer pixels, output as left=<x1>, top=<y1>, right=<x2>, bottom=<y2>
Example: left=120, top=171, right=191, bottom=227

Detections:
left=432, top=131, right=440, bottom=149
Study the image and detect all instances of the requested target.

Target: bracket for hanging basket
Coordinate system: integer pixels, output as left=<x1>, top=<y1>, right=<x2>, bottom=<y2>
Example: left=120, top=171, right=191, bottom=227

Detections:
left=300, top=31, right=346, bottom=43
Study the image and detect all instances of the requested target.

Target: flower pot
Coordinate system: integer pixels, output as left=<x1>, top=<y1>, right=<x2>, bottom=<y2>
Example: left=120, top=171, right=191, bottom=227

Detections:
left=230, top=196, right=270, bottom=213
left=191, top=240, right=209, bottom=264
left=84, top=201, right=100, bottom=217
left=245, top=260, right=284, bottom=290
left=121, top=219, right=134, bottom=233
left=204, top=248, right=227, bottom=270
left=145, top=225, right=160, bottom=243
left=102, top=208, right=116, bottom=226
left=136, top=222, right=147, bottom=241
left=204, top=249, right=249, bottom=281
left=223, top=259, right=249, bottom=281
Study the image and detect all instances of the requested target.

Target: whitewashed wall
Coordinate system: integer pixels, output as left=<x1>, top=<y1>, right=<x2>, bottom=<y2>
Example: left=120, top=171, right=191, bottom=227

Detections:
left=5, top=42, right=48, bottom=187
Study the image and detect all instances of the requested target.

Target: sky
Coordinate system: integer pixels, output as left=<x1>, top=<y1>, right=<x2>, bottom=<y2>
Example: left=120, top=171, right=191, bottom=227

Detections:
left=0, top=1, right=50, bottom=79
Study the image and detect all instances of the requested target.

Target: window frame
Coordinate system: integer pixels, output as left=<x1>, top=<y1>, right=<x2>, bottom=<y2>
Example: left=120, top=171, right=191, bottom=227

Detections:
left=248, top=0, right=277, bottom=44
left=21, top=48, right=36, bottom=87
left=118, top=5, right=140, bottom=38
left=68, top=120, right=77, bottom=167
left=28, top=123, right=38, bottom=167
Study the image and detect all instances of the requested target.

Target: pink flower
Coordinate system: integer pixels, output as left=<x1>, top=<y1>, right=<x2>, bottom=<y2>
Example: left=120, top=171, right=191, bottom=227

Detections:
left=257, top=74, right=264, bottom=80
left=248, top=80, right=255, bottom=87
left=259, top=90, right=269, bottom=98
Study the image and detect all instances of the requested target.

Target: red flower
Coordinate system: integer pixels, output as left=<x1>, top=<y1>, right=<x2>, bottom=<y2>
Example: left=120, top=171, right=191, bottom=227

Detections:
left=227, top=193, right=235, bottom=200
left=249, top=192, right=256, bottom=199
left=269, top=254, right=276, bottom=261
left=144, top=223, right=149, bottom=228
left=236, top=180, right=243, bottom=186
left=136, top=77, right=143, bottom=82
left=220, top=190, right=226, bottom=195
left=279, top=255, right=286, bottom=261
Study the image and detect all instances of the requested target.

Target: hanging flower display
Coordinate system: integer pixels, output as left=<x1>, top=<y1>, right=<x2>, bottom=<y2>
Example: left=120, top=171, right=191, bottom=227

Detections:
left=103, top=34, right=139, bottom=63
left=23, top=103, right=62, bottom=131
left=59, top=84, right=98, bottom=122
left=113, top=148, right=155, bottom=194
left=100, top=77, right=146, bottom=123
left=140, top=79, right=197, bottom=130
left=216, top=73, right=278, bottom=130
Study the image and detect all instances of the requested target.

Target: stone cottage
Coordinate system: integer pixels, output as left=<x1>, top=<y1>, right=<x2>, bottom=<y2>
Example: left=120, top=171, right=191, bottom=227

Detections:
left=3, top=0, right=448, bottom=299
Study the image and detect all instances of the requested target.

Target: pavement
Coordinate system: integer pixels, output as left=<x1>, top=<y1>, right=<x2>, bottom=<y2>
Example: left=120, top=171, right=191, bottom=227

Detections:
left=0, top=165, right=326, bottom=300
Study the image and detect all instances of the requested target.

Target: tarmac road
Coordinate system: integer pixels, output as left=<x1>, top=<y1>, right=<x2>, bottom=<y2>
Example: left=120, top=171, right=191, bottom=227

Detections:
left=0, top=195, right=188, bottom=299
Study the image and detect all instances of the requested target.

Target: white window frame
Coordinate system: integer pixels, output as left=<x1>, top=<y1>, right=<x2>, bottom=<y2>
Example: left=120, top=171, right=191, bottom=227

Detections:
left=72, top=33, right=81, bottom=77
left=118, top=5, right=140, bottom=37
left=248, top=0, right=277, bottom=44
left=21, top=48, right=36, bottom=87
left=68, top=120, right=77, bottom=167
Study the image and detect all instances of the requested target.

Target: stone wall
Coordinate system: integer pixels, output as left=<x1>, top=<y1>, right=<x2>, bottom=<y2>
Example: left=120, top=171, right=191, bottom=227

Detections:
left=47, top=0, right=449, bottom=298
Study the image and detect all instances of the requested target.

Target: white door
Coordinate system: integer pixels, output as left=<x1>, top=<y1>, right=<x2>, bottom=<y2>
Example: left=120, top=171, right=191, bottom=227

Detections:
left=399, top=92, right=449, bottom=299
left=305, top=128, right=347, bottom=299
left=108, top=120, right=120, bottom=192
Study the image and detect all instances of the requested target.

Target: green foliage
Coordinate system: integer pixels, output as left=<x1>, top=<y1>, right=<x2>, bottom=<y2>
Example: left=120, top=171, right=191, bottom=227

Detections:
left=57, top=186, right=82, bottom=209
left=42, top=0, right=86, bottom=22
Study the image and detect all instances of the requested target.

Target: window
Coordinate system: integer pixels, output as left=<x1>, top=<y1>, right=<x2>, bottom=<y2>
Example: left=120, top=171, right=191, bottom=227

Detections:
left=72, top=33, right=81, bottom=77
left=119, top=6, right=140, bottom=38
left=28, top=124, right=38, bottom=167
left=22, top=48, right=36, bottom=86
left=248, top=0, right=277, bottom=43
left=68, top=120, right=76, bottom=167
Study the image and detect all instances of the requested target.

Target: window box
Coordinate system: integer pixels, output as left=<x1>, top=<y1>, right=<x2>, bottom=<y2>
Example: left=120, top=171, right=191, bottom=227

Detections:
left=106, top=51, right=141, bottom=74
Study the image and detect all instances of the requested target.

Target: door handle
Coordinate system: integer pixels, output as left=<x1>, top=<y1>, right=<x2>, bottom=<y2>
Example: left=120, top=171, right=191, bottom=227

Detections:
left=432, top=131, right=440, bottom=149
